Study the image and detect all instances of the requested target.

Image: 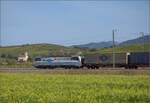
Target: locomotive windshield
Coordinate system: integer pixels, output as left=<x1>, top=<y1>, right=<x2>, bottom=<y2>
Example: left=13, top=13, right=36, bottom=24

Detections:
left=71, top=57, right=79, bottom=61
left=34, top=58, right=41, bottom=61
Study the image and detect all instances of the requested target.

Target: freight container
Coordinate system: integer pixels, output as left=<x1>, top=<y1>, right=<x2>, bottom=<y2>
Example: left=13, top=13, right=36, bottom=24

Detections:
left=129, top=52, right=150, bottom=66
left=83, top=53, right=127, bottom=67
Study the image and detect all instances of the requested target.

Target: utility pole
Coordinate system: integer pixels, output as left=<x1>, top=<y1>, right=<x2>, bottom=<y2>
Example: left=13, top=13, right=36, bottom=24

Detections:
left=0, top=33, right=1, bottom=61
left=140, top=32, right=145, bottom=52
left=0, top=32, right=1, bottom=47
left=112, top=29, right=115, bottom=69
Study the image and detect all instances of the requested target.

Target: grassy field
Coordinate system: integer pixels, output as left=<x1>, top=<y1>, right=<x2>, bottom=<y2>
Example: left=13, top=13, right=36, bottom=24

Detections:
left=0, top=73, right=150, bottom=103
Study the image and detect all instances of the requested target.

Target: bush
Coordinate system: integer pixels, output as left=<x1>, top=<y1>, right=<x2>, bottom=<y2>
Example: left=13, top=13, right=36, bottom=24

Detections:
left=89, top=48, right=97, bottom=52
left=5, top=59, right=17, bottom=65
left=1, top=54, right=6, bottom=58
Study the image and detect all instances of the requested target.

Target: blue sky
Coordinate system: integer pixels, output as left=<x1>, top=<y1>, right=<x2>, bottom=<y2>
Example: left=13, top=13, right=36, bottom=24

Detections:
left=0, top=0, right=150, bottom=46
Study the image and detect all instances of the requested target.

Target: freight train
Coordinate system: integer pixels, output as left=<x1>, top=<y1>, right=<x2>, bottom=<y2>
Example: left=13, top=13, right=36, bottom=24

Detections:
left=33, top=52, right=150, bottom=69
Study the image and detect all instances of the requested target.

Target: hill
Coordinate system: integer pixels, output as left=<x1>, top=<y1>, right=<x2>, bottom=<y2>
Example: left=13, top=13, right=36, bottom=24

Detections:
left=0, top=43, right=84, bottom=67
left=72, top=35, right=150, bottom=49
left=98, top=43, right=150, bottom=54
left=72, top=41, right=119, bottom=49
left=0, top=43, right=149, bottom=67
left=0, top=43, right=83, bottom=59
left=0, top=43, right=149, bottom=58
left=119, top=35, right=150, bottom=46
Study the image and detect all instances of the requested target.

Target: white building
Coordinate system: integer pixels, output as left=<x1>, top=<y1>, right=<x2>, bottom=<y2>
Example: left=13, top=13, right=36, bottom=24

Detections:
left=18, top=52, right=28, bottom=62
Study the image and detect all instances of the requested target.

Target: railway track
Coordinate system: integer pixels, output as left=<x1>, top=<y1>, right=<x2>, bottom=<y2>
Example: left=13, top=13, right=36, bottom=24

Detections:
left=0, top=67, right=150, bottom=75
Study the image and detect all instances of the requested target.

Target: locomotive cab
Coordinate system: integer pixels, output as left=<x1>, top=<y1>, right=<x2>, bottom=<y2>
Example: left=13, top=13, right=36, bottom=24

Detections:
left=71, top=56, right=84, bottom=67
left=71, top=56, right=82, bottom=62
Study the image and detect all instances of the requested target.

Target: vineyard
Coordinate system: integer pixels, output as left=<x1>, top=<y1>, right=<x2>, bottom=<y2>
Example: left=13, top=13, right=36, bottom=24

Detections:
left=0, top=73, right=150, bottom=103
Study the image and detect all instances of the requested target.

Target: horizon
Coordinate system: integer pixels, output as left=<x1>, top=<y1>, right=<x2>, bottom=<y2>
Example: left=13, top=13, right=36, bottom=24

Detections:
left=1, top=0, right=150, bottom=46
left=1, top=34, right=149, bottom=47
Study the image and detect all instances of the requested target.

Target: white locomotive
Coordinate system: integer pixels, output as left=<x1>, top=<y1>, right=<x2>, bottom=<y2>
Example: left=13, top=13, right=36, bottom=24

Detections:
left=33, top=56, right=82, bottom=68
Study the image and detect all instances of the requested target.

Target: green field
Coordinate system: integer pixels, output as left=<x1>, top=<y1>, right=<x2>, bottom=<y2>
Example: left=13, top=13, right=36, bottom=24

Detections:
left=0, top=73, right=150, bottom=103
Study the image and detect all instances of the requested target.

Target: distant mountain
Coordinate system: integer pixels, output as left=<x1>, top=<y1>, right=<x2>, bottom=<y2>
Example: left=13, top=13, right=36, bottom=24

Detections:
left=72, top=35, right=150, bottom=49
left=72, top=41, right=119, bottom=49
left=119, top=35, right=150, bottom=46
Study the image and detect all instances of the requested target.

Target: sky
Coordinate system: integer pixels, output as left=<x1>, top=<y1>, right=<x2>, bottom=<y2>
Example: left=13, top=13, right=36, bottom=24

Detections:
left=0, top=0, right=150, bottom=46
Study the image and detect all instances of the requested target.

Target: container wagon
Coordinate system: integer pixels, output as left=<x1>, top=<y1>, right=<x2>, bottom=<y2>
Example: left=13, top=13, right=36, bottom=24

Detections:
left=128, top=52, right=150, bottom=68
left=83, top=53, right=128, bottom=69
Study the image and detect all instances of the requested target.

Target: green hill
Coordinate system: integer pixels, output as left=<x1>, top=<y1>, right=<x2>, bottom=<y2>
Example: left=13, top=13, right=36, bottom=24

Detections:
left=0, top=43, right=149, bottom=67
left=0, top=43, right=82, bottom=58
left=0, top=43, right=82, bottom=67
left=98, top=43, right=150, bottom=54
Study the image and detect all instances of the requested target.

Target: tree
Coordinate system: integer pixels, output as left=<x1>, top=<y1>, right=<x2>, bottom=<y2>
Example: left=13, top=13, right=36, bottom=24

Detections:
left=1, top=54, right=6, bottom=58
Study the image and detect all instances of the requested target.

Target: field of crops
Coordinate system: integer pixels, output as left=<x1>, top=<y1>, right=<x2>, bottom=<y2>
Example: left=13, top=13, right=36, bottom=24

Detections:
left=0, top=73, right=150, bottom=103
